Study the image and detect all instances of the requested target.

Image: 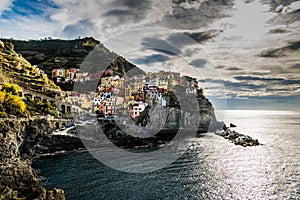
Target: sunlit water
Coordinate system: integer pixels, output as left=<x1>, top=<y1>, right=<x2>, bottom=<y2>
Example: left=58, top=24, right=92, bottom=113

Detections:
left=33, top=110, right=300, bottom=199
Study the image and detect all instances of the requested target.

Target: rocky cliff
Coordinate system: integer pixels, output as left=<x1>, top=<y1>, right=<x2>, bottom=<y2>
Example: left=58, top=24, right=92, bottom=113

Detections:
left=0, top=40, right=83, bottom=200
left=145, top=97, right=221, bottom=132
left=98, top=95, right=225, bottom=150
left=0, top=119, right=67, bottom=200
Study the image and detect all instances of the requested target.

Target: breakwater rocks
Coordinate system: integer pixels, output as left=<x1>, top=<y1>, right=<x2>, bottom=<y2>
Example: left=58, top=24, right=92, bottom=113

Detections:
left=0, top=118, right=83, bottom=200
left=215, top=128, right=260, bottom=147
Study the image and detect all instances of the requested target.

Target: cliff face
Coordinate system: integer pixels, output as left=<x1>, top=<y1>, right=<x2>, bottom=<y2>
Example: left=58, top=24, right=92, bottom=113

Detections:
left=0, top=40, right=68, bottom=199
left=0, top=119, right=66, bottom=200
left=141, top=97, right=221, bottom=132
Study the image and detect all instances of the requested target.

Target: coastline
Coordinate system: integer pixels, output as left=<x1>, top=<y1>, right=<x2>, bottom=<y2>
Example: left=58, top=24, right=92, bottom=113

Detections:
left=0, top=115, right=257, bottom=200
left=0, top=118, right=83, bottom=200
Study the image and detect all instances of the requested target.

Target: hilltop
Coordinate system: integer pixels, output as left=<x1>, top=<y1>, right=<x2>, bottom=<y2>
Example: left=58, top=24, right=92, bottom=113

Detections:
left=2, top=37, right=101, bottom=73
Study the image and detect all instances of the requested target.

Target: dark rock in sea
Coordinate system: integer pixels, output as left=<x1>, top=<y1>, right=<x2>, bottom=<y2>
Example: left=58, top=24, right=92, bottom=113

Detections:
left=215, top=128, right=260, bottom=147
left=230, top=123, right=237, bottom=127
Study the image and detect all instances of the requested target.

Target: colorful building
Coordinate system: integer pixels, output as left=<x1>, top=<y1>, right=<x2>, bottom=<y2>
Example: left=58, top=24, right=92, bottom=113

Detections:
left=130, top=101, right=148, bottom=119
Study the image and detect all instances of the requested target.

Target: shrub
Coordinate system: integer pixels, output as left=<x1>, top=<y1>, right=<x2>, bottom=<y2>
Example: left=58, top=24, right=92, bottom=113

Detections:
left=0, top=111, right=7, bottom=118
left=3, top=93, right=26, bottom=113
left=1, top=82, right=20, bottom=95
left=0, top=84, right=27, bottom=116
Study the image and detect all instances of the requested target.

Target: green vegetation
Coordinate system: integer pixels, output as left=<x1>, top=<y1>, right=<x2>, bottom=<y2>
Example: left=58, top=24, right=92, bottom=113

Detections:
left=197, top=88, right=205, bottom=99
left=0, top=82, right=27, bottom=117
left=0, top=39, right=60, bottom=94
left=25, top=98, right=57, bottom=116
left=1, top=82, right=20, bottom=95
left=2, top=37, right=102, bottom=77
left=0, top=82, right=58, bottom=117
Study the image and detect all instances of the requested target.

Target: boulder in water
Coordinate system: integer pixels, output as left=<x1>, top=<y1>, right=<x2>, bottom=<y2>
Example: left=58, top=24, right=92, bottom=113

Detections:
left=230, top=123, right=237, bottom=127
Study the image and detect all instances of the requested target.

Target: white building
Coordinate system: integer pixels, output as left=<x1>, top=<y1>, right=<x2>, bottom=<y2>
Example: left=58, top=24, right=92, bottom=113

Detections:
left=131, top=101, right=148, bottom=118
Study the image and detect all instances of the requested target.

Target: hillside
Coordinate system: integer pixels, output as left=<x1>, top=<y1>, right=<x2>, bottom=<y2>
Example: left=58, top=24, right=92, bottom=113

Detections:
left=0, top=40, right=59, bottom=90
left=0, top=40, right=68, bottom=199
left=2, top=37, right=101, bottom=73
left=0, top=40, right=61, bottom=117
left=3, top=37, right=144, bottom=91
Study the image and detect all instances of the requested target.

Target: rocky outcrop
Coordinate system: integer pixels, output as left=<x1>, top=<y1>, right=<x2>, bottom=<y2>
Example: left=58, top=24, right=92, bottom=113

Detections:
left=215, top=128, right=260, bottom=147
left=140, top=97, right=224, bottom=132
left=0, top=119, right=77, bottom=200
left=93, top=96, right=226, bottom=150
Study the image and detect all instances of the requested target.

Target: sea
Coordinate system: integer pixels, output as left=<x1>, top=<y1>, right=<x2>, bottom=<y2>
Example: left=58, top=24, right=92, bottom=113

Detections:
left=33, top=110, right=300, bottom=200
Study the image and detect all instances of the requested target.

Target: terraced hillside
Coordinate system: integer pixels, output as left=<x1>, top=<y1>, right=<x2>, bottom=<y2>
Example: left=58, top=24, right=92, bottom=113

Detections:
left=0, top=40, right=61, bottom=117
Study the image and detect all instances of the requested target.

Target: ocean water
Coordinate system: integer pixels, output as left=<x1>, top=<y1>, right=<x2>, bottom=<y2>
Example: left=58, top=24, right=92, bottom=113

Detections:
left=33, top=110, right=300, bottom=200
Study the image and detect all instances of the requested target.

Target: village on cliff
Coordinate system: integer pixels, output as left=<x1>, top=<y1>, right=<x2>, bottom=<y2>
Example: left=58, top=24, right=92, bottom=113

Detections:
left=50, top=67, right=203, bottom=121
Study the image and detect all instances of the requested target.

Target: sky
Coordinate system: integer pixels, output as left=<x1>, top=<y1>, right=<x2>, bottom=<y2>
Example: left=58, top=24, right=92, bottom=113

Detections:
left=0, top=0, right=299, bottom=110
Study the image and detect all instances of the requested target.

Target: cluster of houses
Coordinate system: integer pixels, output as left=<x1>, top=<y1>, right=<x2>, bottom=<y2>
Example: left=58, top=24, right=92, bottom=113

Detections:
left=51, top=68, right=116, bottom=84
left=52, top=68, right=79, bottom=83
left=50, top=68, right=200, bottom=119
left=92, top=70, right=199, bottom=119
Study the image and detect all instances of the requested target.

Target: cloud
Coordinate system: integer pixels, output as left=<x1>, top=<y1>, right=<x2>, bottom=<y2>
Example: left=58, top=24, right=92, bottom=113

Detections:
left=215, top=65, right=226, bottom=69
left=215, top=95, right=300, bottom=110
left=289, top=63, right=300, bottom=69
left=132, top=54, right=170, bottom=65
left=102, top=0, right=152, bottom=24
left=266, top=1, right=300, bottom=25
left=199, top=78, right=266, bottom=90
left=141, top=38, right=182, bottom=55
left=268, top=28, right=289, bottom=34
left=261, top=0, right=298, bottom=11
left=183, top=30, right=221, bottom=43
left=258, top=41, right=300, bottom=57
left=190, top=59, right=207, bottom=68
left=62, top=19, right=97, bottom=38
left=226, top=67, right=243, bottom=71
left=233, top=75, right=300, bottom=89
left=104, top=9, right=133, bottom=17
left=200, top=74, right=300, bottom=104
left=252, top=70, right=271, bottom=75
left=166, top=33, right=199, bottom=49
left=233, top=75, right=285, bottom=82
left=157, top=0, right=234, bottom=29
left=0, top=0, right=246, bottom=42
left=0, top=0, right=14, bottom=15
